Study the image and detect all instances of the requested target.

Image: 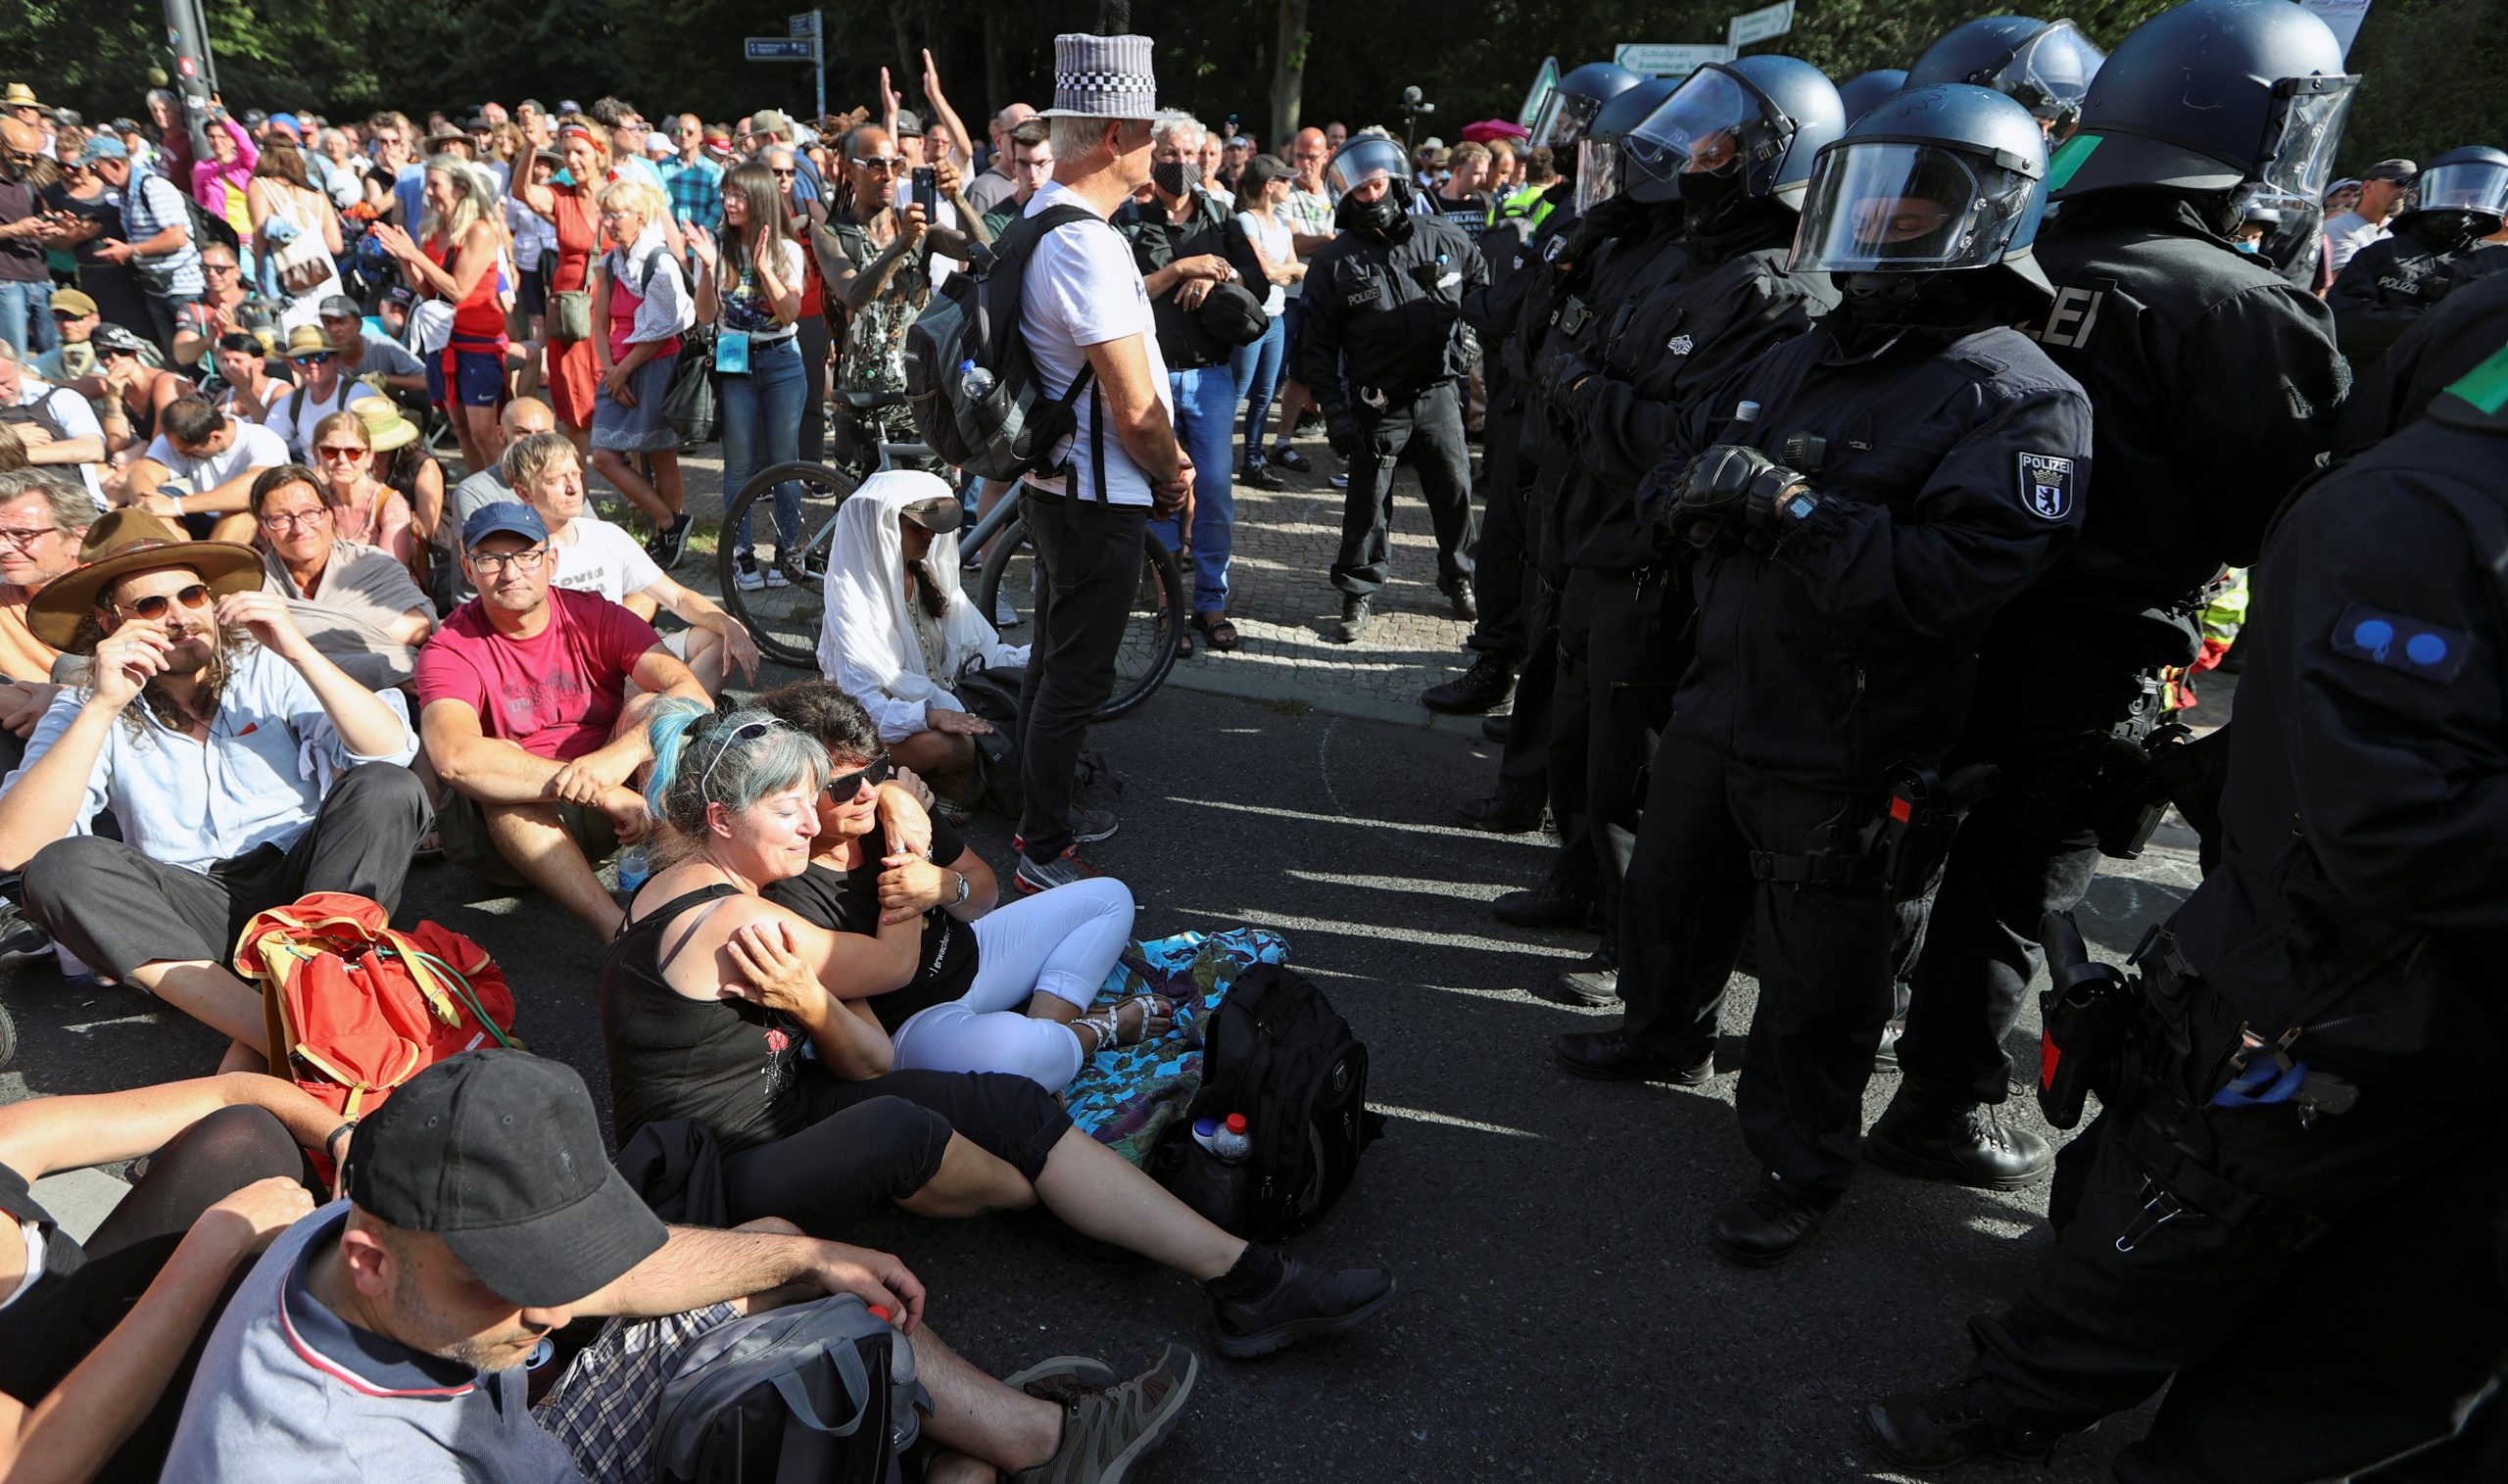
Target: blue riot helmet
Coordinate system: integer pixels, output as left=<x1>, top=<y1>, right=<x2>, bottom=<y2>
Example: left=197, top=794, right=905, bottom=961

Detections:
left=1621, top=56, right=1846, bottom=215
left=1837, top=69, right=1910, bottom=124
left=1533, top=61, right=1643, bottom=151
left=1907, top=17, right=2104, bottom=139
left=2395, top=145, right=2508, bottom=247
left=1572, top=75, right=1678, bottom=215
left=2050, top=0, right=2353, bottom=214
left=1792, top=84, right=2055, bottom=303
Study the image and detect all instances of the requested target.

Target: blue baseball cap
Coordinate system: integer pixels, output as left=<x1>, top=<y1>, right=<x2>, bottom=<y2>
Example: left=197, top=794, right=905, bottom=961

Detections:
left=75, top=136, right=128, bottom=165
left=461, top=501, right=548, bottom=551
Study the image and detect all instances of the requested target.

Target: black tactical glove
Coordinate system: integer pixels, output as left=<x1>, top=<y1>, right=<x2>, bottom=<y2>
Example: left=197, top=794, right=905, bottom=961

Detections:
left=1545, top=348, right=1598, bottom=419
left=1325, top=411, right=1362, bottom=461
left=1671, top=444, right=1821, bottom=551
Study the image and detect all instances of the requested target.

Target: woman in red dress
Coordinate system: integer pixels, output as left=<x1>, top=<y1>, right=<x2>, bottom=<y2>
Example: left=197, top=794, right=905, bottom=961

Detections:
left=509, top=120, right=606, bottom=452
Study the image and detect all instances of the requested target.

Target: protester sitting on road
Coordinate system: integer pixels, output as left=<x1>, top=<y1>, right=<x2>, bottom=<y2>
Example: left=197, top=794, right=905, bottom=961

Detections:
left=306, top=407, right=424, bottom=581
left=166, top=1049, right=1198, bottom=1484
left=601, top=700, right=1394, bottom=1359
left=112, top=394, right=286, bottom=541
left=0, top=339, right=110, bottom=508
left=316, top=292, right=427, bottom=405
left=0, top=469, right=90, bottom=777
left=252, top=463, right=434, bottom=690
left=757, top=679, right=1159, bottom=1093
left=207, top=330, right=287, bottom=425
left=87, top=324, right=188, bottom=469
left=415, top=502, right=710, bottom=937
left=0, top=1074, right=335, bottom=1480
left=818, top=470, right=1019, bottom=816
left=441, top=397, right=555, bottom=607
left=503, top=430, right=759, bottom=694
left=260, top=323, right=384, bottom=462
left=0, top=509, right=425, bottom=1062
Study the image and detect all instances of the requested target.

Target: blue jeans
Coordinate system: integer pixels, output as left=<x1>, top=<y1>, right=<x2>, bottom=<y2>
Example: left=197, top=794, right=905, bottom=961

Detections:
left=721, top=335, right=806, bottom=556
left=1230, top=314, right=1286, bottom=456
left=1149, top=365, right=1237, bottom=616
left=0, top=280, right=57, bottom=360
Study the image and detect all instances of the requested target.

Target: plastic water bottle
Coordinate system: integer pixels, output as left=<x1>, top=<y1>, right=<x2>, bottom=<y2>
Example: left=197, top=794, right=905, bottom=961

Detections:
left=616, top=844, right=651, bottom=892
left=1189, top=1116, right=1226, bottom=1158
left=1210, top=1113, right=1252, bottom=1163
left=959, top=359, right=996, bottom=401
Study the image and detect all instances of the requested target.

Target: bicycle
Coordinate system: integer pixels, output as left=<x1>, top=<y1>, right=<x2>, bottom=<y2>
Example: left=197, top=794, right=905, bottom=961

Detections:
left=713, top=388, right=1183, bottom=720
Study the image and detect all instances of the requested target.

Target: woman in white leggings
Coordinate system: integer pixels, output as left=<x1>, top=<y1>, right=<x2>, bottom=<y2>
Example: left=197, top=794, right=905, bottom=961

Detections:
left=755, top=681, right=1173, bottom=1091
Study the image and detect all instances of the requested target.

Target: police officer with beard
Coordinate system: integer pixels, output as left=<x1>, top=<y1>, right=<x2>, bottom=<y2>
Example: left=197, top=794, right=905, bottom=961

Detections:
left=1498, top=58, right=1845, bottom=1002
left=1869, top=0, right=2357, bottom=1193
left=1553, top=85, right=2092, bottom=1267
left=1299, top=135, right=1488, bottom=644
left=2330, top=145, right=2508, bottom=369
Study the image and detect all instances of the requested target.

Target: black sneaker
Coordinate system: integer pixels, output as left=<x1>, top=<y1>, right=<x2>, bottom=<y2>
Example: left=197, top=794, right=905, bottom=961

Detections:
left=1011, top=1344, right=1198, bottom=1483
left=1015, top=848, right=1102, bottom=894
left=1862, top=1379, right=2061, bottom=1468
left=1238, top=458, right=1284, bottom=490
left=1422, top=651, right=1516, bottom=714
left=1269, top=444, right=1310, bottom=473
left=1331, top=595, right=1374, bottom=645
left=1211, top=1259, right=1395, bottom=1360
left=648, top=514, right=692, bottom=571
left=1455, top=792, right=1542, bottom=834
left=0, top=901, right=50, bottom=969
left=1011, top=808, right=1119, bottom=856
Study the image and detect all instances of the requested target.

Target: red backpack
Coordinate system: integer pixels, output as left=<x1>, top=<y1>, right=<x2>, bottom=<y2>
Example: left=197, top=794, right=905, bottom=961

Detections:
left=234, top=892, right=520, bottom=1148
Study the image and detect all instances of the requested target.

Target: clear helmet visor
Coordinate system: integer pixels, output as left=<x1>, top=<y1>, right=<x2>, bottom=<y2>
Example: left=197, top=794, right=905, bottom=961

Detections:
left=2252, top=82, right=2356, bottom=210
left=1623, top=69, right=1770, bottom=191
left=1326, top=136, right=1411, bottom=197
left=1573, top=137, right=1621, bottom=216
left=1535, top=91, right=1605, bottom=150
left=2410, top=161, right=2508, bottom=218
left=1983, top=24, right=2105, bottom=128
left=1792, top=142, right=2034, bottom=272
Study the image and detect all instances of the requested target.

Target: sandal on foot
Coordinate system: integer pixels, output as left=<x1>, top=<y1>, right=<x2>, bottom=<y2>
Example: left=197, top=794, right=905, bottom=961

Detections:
left=1192, top=613, right=1241, bottom=652
left=1075, top=993, right=1177, bottom=1055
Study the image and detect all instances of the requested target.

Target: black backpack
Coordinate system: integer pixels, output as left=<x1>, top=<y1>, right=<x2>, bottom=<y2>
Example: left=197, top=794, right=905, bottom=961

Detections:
left=952, top=661, right=1027, bottom=819
left=902, top=204, right=1104, bottom=486
left=1158, top=965, right=1385, bottom=1239
left=652, top=1297, right=926, bottom=1484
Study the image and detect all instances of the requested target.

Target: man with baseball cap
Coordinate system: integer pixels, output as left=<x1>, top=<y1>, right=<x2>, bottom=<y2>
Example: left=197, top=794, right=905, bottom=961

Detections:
left=2324, top=157, right=2416, bottom=276
left=0, top=508, right=424, bottom=1059
left=317, top=291, right=427, bottom=403
left=167, top=1049, right=1201, bottom=1482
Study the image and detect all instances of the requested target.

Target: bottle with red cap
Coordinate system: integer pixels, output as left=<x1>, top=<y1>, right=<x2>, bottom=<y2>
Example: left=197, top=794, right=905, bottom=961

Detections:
left=1210, top=1112, right=1251, bottom=1163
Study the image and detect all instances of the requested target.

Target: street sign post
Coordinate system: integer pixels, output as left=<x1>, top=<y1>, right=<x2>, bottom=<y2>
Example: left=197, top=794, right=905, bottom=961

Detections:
left=1726, top=1, right=1797, bottom=50
left=1615, top=43, right=1734, bottom=76
left=748, top=11, right=826, bottom=123
left=745, top=37, right=814, bottom=61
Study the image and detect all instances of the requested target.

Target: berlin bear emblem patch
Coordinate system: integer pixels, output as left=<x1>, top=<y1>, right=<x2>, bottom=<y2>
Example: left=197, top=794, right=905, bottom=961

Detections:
left=2017, top=454, right=2075, bottom=521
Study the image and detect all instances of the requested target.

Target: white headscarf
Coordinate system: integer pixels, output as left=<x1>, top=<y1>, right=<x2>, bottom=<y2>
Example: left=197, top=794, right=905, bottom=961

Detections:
left=816, top=470, right=1028, bottom=742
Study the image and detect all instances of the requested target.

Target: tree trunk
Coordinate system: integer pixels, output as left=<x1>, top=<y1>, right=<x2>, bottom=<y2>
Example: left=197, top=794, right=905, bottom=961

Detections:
left=1099, top=1, right=1133, bottom=32
left=1270, top=0, right=1310, bottom=150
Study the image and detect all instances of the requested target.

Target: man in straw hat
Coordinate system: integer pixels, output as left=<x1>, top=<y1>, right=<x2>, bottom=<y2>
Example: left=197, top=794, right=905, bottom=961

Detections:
left=1006, top=32, right=1194, bottom=896
left=263, top=321, right=387, bottom=462
left=0, top=508, right=425, bottom=1062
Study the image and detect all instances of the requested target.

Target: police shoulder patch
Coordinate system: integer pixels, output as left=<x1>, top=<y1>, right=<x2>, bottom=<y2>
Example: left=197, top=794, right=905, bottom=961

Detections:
left=2016, top=454, right=2075, bottom=521
left=2329, top=602, right=2473, bottom=683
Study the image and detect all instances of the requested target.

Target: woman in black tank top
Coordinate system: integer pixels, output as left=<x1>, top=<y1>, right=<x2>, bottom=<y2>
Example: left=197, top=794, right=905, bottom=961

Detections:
left=597, top=701, right=1399, bottom=1360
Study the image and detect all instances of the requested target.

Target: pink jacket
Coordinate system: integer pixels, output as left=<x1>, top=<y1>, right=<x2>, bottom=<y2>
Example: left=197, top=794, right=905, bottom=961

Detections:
left=189, top=116, right=259, bottom=216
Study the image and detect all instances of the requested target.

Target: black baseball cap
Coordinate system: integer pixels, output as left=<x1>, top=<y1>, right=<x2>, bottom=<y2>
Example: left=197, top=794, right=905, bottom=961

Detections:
left=343, top=1050, right=666, bottom=1308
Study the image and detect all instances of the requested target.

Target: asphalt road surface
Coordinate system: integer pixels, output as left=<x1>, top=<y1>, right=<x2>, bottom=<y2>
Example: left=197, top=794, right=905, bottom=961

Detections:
left=0, top=682, right=2194, bottom=1481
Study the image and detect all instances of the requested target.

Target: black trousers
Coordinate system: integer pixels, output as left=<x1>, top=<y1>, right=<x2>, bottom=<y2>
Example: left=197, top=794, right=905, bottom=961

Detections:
left=1540, top=567, right=1686, bottom=935
left=1465, top=388, right=1532, bottom=659
left=1016, top=491, right=1148, bottom=861
left=1614, top=730, right=1897, bottom=1197
left=796, top=312, right=831, bottom=466
left=1898, top=647, right=2154, bottom=1104
left=1330, top=380, right=1476, bottom=598
left=1967, top=988, right=2503, bottom=1482
left=21, top=762, right=430, bottom=978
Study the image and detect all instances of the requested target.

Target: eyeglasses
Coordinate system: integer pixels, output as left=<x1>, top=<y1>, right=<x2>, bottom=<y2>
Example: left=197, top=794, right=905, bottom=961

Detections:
left=259, top=506, right=329, bottom=530
left=0, top=525, right=61, bottom=550
left=467, top=546, right=552, bottom=574
left=699, top=719, right=780, bottom=802
left=314, top=443, right=366, bottom=460
left=825, top=754, right=892, bottom=800
left=115, top=583, right=214, bottom=622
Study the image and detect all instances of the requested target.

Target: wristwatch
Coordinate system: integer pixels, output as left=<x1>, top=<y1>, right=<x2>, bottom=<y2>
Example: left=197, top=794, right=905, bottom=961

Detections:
left=949, top=871, right=971, bottom=908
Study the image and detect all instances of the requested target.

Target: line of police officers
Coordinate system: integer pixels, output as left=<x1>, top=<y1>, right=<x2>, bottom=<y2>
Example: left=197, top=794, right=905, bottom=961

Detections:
left=1291, top=0, right=2506, bottom=1471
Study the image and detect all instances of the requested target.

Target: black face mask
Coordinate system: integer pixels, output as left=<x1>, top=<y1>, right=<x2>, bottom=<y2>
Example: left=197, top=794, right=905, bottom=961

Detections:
left=1151, top=161, right=1195, bottom=199
left=2415, top=210, right=2487, bottom=254
left=1837, top=270, right=1969, bottom=328
left=1337, top=189, right=1408, bottom=238
left=1678, top=168, right=1748, bottom=230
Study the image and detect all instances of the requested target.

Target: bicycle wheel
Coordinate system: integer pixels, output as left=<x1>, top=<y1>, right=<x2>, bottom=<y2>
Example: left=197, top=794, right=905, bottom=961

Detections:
left=976, top=515, right=1184, bottom=721
left=716, top=460, right=861, bottom=668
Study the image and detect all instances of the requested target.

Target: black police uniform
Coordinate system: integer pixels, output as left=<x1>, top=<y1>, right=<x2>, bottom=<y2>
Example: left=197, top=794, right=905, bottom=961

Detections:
left=2336, top=258, right=2508, bottom=457
left=1298, top=210, right=1488, bottom=602
left=1884, top=194, right=2348, bottom=1133
left=2330, top=223, right=2508, bottom=368
left=1615, top=314, right=2092, bottom=1202
left=1942, top=362, right=2508, bottom=1482
left=1528, top=200, right=1836, bottom=957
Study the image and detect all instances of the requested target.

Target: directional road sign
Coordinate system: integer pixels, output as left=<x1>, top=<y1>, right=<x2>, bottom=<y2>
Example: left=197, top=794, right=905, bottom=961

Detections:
left=1727, top=1, right=1797, bottom=50
left=1615, top=43, right=1734, bottom=76
left=745, top=37, right=816, bottom=62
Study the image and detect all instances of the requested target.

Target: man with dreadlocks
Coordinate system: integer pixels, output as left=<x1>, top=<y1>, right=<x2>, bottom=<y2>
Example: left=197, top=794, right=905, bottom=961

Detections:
left=0, top=510, right=426, bottom=1065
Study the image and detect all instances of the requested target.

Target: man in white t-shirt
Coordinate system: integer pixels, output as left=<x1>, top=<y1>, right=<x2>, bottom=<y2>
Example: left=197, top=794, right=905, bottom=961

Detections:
left=1014, top=33, right=1193, bottom=895
left=503, top=431, right=758, bottom=694
left=2323, top=158, right=2417, bottom=277
left=115, top=395, right=289, bottom=535
left=262, top=324, right=386, bottom=461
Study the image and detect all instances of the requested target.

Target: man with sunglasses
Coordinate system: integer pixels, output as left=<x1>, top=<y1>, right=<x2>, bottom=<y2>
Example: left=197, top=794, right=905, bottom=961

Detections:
left=0, top=118, right=54, bottom=361
left=416, top=503, right=710, bottom=938
left=114, top=395, right=288, bottom=537
left=0, top=507, right=424, bottom=1064
left=262, top=323, right=386, bottom=462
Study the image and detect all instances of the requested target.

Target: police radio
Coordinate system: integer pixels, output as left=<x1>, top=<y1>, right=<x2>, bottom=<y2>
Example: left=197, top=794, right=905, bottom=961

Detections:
left=2036, top=912, right=2135, bottom=1129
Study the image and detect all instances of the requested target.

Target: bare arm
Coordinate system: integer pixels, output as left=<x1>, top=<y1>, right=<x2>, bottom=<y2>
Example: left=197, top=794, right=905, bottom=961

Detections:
left=576, top=1223, right=925, bottom=1332
left=420, top=698, right=644, bottom=831
left=0, top=693, right=122, bottom=876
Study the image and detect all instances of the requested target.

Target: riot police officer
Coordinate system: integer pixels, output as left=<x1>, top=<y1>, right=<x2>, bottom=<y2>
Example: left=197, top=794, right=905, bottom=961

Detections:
left=1835, top=69, right=1908, bottom=123
left=1863, top=290, right=2508, bottom=1484
left=2330, top=144, right=2508, bottom=368
left=1905, top=15, right=2106, bottom=139
left=1299, top=135, right=1489, bottom=644
left=1870, top=0, right=2356, bottom=1191
left=1554, top=85, right=2092, bottom=1267
left=1498, top=57, right=1845, bottom=1002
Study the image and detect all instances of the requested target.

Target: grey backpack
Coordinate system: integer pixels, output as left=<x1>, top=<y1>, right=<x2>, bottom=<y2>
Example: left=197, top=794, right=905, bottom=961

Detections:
left=652, top=1297, right=927, bottom=1484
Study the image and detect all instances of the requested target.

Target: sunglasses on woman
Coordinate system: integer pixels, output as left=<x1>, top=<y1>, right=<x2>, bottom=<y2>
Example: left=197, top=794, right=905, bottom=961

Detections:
left=826, top=755, right=892, bottom=800
left=314, top=443, right=367, bottom=460
left=115, top=583, right=215, bottom=622
left=698, top=719, right=783, bottom=802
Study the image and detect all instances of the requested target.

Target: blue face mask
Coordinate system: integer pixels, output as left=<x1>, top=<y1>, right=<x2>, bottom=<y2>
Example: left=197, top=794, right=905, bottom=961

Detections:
left=2235, top=238, right=2262, bottom=254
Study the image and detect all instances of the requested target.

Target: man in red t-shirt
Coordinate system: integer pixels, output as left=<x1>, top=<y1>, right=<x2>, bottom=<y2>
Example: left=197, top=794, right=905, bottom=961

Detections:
left=416, top=503, right=709, bottom=935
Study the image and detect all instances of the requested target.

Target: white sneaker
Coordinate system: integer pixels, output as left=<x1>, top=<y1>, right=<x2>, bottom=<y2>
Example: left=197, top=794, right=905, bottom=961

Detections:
left=764, top=564, right=791, bottom=589
left=734, top=555, right=767, bottom=592
left=994, top=592, right=1022, bottom=628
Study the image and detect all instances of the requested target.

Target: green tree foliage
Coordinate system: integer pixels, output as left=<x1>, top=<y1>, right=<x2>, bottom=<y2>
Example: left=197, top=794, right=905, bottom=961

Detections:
left=22, top=0, right=2498, bottom=169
